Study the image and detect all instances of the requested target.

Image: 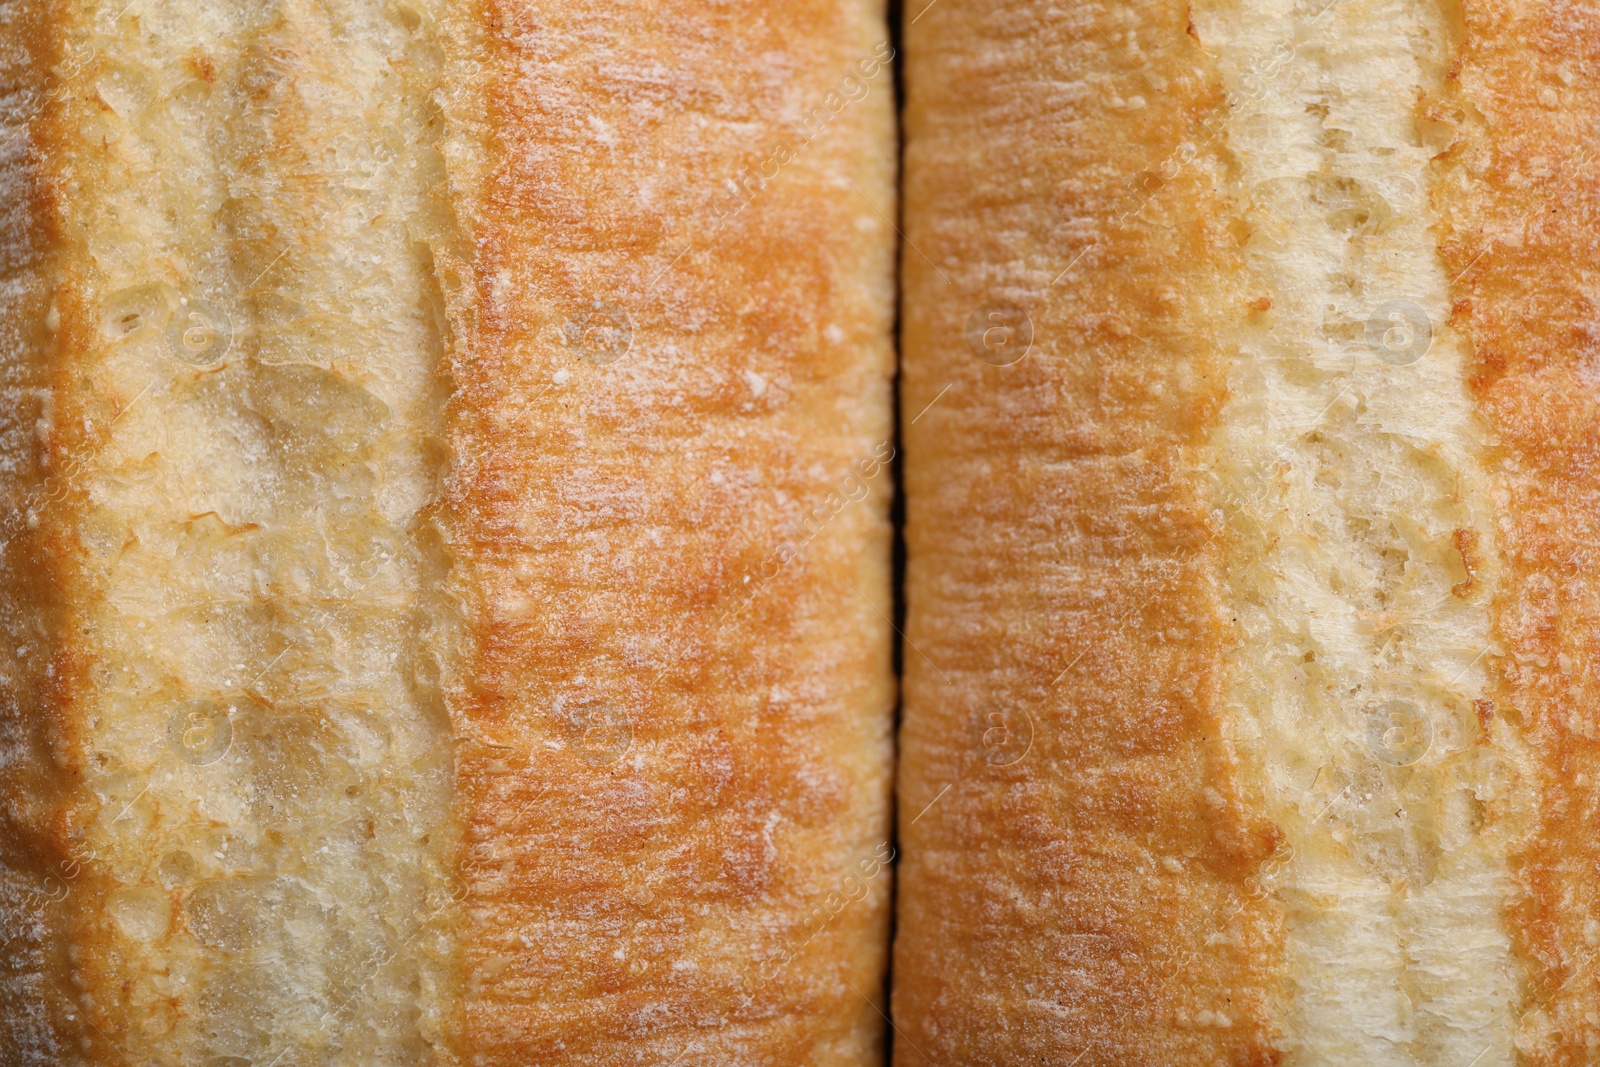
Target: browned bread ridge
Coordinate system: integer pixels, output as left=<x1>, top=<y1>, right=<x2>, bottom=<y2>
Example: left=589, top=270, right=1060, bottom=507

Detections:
left=894, top=1, right=1600, bottom=1064
left=0, top=0, right=897, bottom=1063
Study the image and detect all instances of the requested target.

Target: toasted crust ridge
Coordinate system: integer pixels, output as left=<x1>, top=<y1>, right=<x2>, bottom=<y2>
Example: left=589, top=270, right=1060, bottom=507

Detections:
left=434, top=1, right=898, bottom=1063
left=1436, top=2, right=1600, bottom=1062
left=893, top=2, right=1283, bottom=1063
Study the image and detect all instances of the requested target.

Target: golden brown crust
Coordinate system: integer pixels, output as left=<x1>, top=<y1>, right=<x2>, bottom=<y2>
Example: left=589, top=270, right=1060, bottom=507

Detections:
left=898, top=0, right=1600, bottom=1061
left=892, top=2, right=1281, bottom=1063
left=1435, top=2, right=1600, bottom=1062
left=434, top=1, right=897, bottom=1063
left=2, top=0, right=895, bottom=1062
left=0, top=0, right=85, bottom=1059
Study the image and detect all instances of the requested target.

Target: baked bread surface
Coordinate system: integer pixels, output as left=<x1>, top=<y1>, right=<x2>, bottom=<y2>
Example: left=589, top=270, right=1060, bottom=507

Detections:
left=0, top=0, right=897, bottom=1063
left=895, top=0, right=1598, bottom=1064
left=437, top=0, right=897, bottom=1063
left=895, top=1, right=1281, bottom=1062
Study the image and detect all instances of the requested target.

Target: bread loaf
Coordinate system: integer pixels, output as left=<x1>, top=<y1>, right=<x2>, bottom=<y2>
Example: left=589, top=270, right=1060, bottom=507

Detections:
left=894, top=1, right=1600, bottom=1064
left=0, top=0, right=897, bottom=1063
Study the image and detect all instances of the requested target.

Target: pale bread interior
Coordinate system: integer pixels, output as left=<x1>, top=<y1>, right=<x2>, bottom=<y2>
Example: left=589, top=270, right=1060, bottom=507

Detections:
left=57, top=0, right=457, bottom=1061
left=1196, top=0, right=1528, bottom=1062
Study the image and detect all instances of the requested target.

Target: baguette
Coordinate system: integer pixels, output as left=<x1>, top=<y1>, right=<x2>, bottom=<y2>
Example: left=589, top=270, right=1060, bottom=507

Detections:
left=894, top=1, right=1599, bottom=1064
left=0, top=0, right=897, bottom=1063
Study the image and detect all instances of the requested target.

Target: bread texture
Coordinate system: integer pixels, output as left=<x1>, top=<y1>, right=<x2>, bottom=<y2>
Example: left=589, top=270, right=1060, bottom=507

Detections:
left=0, top=0, right=896, bottom=1063
left=894, top=0, right=1599, bottom=1064
left=434, top=1, right=897, bottom=1063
